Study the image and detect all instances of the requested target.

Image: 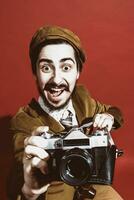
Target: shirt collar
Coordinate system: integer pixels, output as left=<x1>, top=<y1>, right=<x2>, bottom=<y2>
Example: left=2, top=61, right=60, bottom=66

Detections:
left=38, top=96, right=76, bottom=123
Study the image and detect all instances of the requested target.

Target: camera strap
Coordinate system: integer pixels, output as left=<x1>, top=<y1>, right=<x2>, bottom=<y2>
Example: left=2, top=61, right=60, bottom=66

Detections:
left=73, top=185, right=96, bottom=200
left=80, top=122, right=93, bottom=129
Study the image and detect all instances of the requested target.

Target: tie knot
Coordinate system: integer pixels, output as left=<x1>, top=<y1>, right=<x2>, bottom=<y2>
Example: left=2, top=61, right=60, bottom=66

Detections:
left=60, top=110, right=73, bottom=128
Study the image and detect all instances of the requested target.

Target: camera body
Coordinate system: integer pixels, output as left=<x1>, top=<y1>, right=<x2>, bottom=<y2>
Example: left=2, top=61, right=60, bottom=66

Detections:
left=41, top=123, right=118, bottom=186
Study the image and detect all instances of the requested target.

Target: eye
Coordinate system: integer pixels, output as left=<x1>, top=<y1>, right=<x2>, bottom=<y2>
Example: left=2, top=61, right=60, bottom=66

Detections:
left=62, top=64, right=72, bottom=72
left=41, top=64, right=52, bottom=73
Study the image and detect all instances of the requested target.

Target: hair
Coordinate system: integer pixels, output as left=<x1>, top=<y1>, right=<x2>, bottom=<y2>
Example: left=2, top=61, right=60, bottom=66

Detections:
left=30, top=39, right=83, bottom=75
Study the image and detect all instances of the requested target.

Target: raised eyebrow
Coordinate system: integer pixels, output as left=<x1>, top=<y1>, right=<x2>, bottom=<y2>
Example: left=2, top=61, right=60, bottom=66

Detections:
left=38, top=58, right=53, bottom=64
left=38, top=58, right=75, bottom=64
left=60, top=58, right=75, bottom=64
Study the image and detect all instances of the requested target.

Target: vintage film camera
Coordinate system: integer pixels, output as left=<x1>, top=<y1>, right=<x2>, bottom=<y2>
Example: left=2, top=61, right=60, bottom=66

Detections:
left=41, top=121, right=122, bottom=187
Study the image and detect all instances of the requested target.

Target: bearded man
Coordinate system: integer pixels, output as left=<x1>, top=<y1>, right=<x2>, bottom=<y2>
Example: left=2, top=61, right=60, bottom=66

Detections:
left=8, top=25, right=124, bottom=200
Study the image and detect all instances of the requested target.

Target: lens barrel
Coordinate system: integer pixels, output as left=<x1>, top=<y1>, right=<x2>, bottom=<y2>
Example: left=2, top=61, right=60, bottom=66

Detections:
left=60, top=148, right=93, bottom=186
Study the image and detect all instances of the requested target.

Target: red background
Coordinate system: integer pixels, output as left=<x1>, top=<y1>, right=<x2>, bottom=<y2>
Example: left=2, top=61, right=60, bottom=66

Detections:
left=0, top=0, right=133, bottom=199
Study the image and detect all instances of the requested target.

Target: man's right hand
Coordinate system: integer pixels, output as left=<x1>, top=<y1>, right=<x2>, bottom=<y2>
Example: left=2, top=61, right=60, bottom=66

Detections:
left=22, top=126, right=50, bottom=200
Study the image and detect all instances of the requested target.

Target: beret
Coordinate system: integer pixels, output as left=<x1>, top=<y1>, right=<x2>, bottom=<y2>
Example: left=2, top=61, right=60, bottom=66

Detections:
left=29, top=25, right=86, bottom=64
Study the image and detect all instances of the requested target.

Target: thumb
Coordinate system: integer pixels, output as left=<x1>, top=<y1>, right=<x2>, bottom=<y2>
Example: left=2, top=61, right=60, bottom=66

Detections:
left=32, top=126, right=49, bottom=136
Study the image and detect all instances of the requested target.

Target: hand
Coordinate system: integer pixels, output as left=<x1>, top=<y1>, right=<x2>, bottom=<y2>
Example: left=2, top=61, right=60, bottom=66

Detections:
left=93, top=113, right=114, bottom=132
left=22, top=126, right=50, bottom=200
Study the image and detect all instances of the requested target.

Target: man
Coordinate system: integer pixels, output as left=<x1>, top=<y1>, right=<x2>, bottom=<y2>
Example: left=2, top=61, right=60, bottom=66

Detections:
left=9, top=25, right=124, bottom=200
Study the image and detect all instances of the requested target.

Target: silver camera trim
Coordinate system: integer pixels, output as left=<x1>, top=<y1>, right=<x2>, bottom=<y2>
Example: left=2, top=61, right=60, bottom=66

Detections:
left=41, top=122, right=113, bottom=150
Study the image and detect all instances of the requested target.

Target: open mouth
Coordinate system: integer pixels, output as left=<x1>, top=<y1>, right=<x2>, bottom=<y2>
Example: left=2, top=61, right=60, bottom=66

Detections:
left=45, top=83, right=69, bottom=98
left=44, top=83, right=69, bottom=103
left=48, top=88, right=65, bottom=97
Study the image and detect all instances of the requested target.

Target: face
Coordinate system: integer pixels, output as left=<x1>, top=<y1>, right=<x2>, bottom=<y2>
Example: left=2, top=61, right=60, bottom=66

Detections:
left=36, top=43, right=80, bottom=109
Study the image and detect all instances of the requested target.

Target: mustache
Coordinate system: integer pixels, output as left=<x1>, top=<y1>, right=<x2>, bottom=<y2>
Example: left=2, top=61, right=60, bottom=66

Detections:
left=43, top=82, right=69, bottom=91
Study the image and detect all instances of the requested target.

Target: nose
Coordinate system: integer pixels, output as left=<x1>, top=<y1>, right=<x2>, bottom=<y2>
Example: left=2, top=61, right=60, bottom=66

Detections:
left=52, top=69, right=63, bottom=85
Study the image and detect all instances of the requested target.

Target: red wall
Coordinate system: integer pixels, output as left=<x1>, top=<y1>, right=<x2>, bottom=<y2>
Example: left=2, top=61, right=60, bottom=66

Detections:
left=0, top=0, right=133, bottom=199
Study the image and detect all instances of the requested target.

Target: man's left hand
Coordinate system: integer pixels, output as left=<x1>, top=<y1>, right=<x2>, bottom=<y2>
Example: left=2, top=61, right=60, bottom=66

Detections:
left=93, top=113, right=114, bottom=132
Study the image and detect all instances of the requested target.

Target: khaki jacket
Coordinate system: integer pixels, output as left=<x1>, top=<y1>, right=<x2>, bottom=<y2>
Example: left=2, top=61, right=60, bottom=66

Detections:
left=8, top=85, right=123, bottom=200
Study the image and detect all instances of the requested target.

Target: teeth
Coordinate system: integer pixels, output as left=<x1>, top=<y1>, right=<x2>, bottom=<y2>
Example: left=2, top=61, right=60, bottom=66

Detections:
left=49, top=88, right=64, bottom=97
left=51, top=88, right=61, bottom=92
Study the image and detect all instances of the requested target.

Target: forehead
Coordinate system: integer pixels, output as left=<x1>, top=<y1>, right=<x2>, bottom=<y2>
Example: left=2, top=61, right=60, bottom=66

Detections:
left=38, top=43, right=76, bottom=61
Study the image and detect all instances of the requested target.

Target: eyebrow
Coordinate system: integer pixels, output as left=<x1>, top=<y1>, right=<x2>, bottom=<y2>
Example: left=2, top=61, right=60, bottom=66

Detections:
left=38, top=57, right=75, bottom=64
left=38, top=58, right=52, bottom=64
left=60, top=58, right=75, bottom=64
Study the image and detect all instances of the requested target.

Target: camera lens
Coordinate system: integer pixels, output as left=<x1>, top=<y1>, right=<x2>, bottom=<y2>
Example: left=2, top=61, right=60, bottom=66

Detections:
left=66, top=157, right=88, bottom=178
left=60, top=148, right=93, bottom=186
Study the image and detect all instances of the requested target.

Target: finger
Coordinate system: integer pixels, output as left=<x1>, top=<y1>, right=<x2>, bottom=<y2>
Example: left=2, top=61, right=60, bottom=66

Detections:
left=25, top=145, right=49, bottom=160
left=100, top=113, right=114, bottom=130
left=31, top=157, right=48, bottom=174
left=101, top=119, right=113, bottom=131
left=22, top=183, right=50, bottom=196
left=23, top=156, right=48, bottom=175
left=93, top=114, right=100, bottom=127
left=93, top=114, right=104, bottom=128
left=31, top=184, right=50, bottom=195
left=32, top=126, right=49, bottom=136
left=24, top=136, right=48, bottom=149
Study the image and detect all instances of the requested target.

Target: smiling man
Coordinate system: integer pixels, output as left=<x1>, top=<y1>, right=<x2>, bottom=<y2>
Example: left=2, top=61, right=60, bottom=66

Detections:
left=36, top=43, right=79, bottom=108
left=9, top=25, right=124, bottom=200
